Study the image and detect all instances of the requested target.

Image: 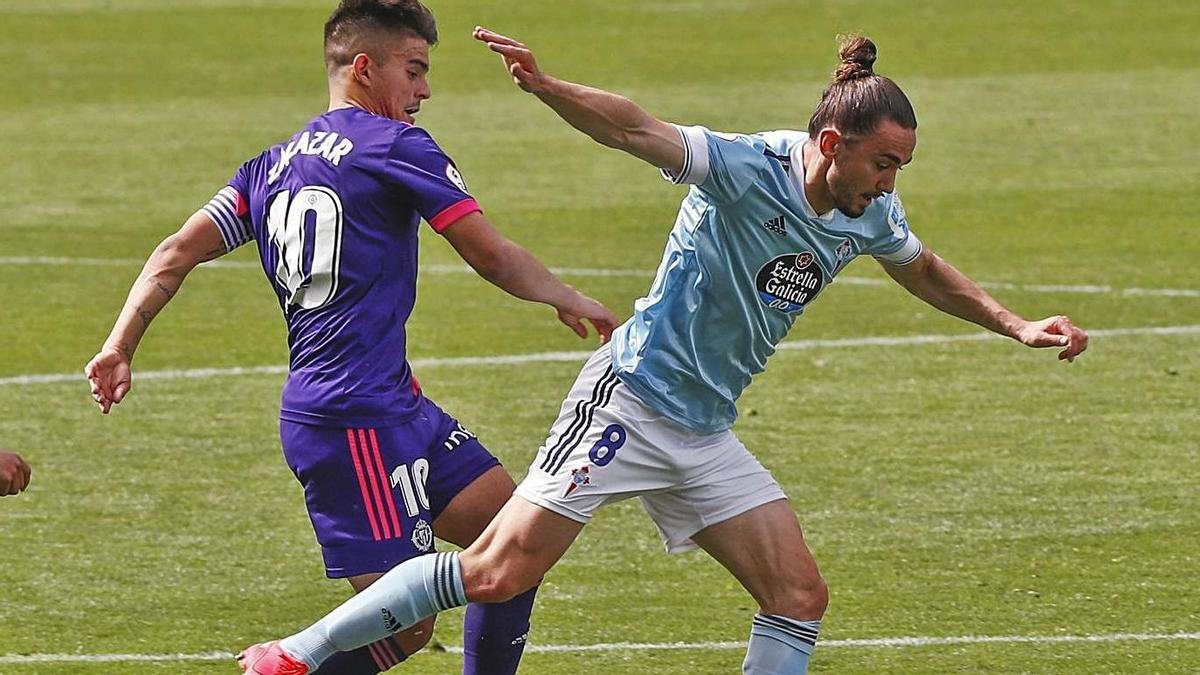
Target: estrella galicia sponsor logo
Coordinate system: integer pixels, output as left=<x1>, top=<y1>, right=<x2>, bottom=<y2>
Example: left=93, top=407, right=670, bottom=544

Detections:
left=755, top=252, right=825, bottom=313
left=382, top=607, right=402, bottom=632
left=411, top=518, right=434, bottom=552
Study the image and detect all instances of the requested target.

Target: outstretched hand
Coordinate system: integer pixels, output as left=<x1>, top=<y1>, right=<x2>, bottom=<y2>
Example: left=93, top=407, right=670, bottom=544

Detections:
left=84, top=347, right=132, bottom=414
left=1016, top=315, right=1089, bottom=362
left=473, top=27, right=547, bottom=93
left=0, top=450, right=31, bottom=496
left=557, top=291, right=619, bottom=344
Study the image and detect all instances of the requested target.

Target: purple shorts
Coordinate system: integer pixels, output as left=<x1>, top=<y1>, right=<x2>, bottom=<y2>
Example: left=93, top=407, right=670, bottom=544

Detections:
left=280, top=396, right=500, bottom=578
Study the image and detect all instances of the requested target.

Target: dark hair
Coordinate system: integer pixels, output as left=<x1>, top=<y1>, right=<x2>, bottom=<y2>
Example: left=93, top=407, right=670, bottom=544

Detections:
left=324, top=0, right=438, bottom=71
left=806, top=35, right=917, bottom=138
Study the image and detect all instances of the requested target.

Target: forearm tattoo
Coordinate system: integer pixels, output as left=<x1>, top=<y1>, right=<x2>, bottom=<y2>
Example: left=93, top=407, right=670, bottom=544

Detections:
left=135, top=305, right=155, bottom=329
left=152, top=279, right=176, bottom=299
left=200, top=245, right=227, bottom=262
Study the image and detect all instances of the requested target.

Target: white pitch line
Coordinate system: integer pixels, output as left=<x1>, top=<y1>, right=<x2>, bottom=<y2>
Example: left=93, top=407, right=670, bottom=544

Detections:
left=2, top=256, right=1197, bottom=297
left=1, top=631, right=1196, bottom=664
left=2, top=324, right=1199, bottom=389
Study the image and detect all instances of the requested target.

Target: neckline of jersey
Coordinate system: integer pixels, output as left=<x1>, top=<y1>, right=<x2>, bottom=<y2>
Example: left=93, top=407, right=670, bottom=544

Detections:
left=790, top=137, right=836, bottom=223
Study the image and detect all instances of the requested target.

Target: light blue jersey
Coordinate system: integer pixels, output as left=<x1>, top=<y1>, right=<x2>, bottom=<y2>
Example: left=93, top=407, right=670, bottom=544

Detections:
left=610, top=125, right=922, bottom=434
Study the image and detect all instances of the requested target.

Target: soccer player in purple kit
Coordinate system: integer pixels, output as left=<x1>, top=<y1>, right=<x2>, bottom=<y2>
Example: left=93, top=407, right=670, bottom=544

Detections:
left=83, top=1, right=617, bottom=673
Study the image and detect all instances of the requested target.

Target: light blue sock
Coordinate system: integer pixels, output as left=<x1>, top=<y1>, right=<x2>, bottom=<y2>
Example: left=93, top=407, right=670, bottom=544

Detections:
left=280, top=552, right=467, bottom=670
left=742, top=613, right=820, bottom=674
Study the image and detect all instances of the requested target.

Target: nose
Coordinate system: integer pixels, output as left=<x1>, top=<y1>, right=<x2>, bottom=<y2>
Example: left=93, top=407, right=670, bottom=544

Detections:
left=879, top=168, right=897, bottom=194
left=418, top=78, right=431, bottom=101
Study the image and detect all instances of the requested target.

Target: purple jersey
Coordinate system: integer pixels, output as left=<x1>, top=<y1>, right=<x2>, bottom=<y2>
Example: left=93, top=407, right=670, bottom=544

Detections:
left=202, top=107, right=480, bottom=427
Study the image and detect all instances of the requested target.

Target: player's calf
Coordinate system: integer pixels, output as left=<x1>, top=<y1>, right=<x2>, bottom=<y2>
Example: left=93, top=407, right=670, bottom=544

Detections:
left=310, top=618, right=433, bottom=673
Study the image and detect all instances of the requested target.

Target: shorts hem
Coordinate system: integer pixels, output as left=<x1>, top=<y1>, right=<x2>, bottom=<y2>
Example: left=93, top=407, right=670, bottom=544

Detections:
left=663, top=493, right=789, bottom=555
left=513, top=485, right=592, bottom=525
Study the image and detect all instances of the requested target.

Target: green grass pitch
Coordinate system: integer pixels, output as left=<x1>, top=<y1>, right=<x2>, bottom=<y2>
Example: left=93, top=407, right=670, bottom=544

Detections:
left=1, top=1, right=1198, bottom=673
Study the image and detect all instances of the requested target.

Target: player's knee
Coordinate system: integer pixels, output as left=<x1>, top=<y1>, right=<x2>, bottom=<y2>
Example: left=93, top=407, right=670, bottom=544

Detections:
left=393, top=616, right=436, bottom=655
left=468, top=568, right=538, bottom=603
left=461, top=553, right=539, bottom=603
left=760, top=574, right=828, bottom=620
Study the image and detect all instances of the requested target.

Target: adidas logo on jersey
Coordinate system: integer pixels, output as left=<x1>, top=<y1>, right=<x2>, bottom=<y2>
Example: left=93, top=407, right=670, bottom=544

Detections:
left=762, top=215, right=787, bottom=236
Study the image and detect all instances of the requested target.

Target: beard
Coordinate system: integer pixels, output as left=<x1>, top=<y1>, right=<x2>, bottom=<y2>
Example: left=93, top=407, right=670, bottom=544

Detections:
left=826, top=168, right=870, bottom=219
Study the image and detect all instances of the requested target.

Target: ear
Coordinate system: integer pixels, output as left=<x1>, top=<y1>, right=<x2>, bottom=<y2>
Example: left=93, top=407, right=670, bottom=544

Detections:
left=351, top=53, right=372, bottom=87
left=817, top=128, right=842, bottom=159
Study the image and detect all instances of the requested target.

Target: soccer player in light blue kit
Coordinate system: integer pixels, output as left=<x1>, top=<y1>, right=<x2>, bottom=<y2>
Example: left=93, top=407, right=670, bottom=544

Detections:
left=242, top=31, right=1090, bottom=674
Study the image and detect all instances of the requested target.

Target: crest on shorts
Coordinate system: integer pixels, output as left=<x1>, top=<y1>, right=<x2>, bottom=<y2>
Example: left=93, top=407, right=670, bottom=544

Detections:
left=411, top=518, right=433, bottom=552
left=563, top=465, right=591, bottom=497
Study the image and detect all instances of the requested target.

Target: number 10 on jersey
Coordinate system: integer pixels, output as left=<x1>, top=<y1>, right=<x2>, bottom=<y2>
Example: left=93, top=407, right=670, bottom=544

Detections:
left=266, top=186, right=345, bottom=310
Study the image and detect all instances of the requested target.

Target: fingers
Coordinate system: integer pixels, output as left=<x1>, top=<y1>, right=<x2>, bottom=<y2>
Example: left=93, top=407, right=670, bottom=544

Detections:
left=569, top=316, right=588, bottom=339
left=0, top=454, right=25, bottom=496
left=472, top=26, right=525, bottom=49
left=1058, top=325, right=1089, bottom=362
left=509, top=60, right=529, bottom=82
left=15, top=461, right=30, bottom=494
left=488, top=41, right=533, bottom=63
left=1043, top=315, right=1088, bottom=362
left=592, top=319, right=614, bottom=344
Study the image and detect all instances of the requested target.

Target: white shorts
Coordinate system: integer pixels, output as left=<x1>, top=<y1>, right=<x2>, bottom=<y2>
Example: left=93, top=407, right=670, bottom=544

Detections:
left=515, top=346, right=787, bottom=554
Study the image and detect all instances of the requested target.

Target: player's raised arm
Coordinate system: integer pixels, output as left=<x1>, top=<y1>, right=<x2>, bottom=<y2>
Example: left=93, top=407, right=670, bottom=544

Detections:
left=84, top=210, right=230, bottom=413
left=879, top=247, right=1089, bottom=362
left=473, top=27, right=685, bottom=175
left=440, top=211, right=618, bottom=343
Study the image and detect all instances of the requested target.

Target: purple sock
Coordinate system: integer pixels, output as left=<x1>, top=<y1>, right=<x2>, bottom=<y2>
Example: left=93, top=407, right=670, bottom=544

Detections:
left=462, top=585, right=538, bottom=675
left=312, top=635, right=407, bottom=674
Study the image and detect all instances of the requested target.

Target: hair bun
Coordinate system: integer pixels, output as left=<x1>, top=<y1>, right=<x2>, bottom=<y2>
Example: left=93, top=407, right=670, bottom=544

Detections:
left=835, top=35, right=877, bottom=82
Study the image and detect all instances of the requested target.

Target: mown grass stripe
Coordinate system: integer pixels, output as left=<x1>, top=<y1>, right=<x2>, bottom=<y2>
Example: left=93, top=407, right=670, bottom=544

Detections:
left=1, top=631, right=1196, bottom=663
left=2, top=257, right=1197, bottom=297
left=5, top=324, right=1198, bottom=388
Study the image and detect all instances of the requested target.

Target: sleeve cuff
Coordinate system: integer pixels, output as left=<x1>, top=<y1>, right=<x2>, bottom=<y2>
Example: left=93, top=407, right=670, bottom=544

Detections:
left=874, top=232, right=923, bottom=265
left=429, top=197, right=482, bottom=233
left=201, top=186, right=253, bottom=251
left=659, top=125, right=711, bottom=186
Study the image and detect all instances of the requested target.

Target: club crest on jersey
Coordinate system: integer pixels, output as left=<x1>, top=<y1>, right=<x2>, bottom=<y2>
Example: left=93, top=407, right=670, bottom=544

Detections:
left=445, top=163, right=468, bottom=192
left=755, top=251, right=826, bottom=313
left=410, top=518, right=434, bottom=552
left=835, top=238, right=853, bottom=268
left=563, top=465, right=591, bottom=497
